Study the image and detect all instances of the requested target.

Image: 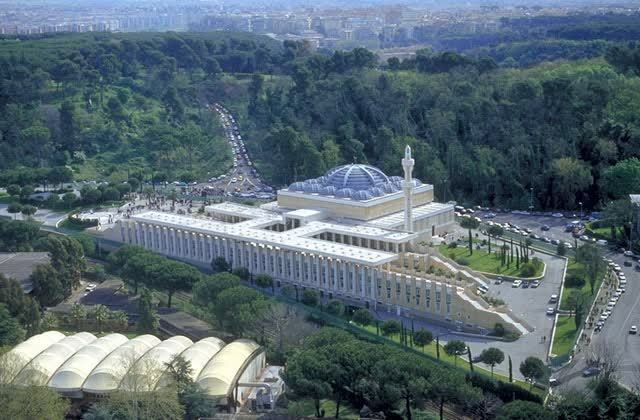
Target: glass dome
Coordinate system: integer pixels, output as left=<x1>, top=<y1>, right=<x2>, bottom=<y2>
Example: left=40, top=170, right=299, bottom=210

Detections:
left=326, top=164, right=389, bottom=191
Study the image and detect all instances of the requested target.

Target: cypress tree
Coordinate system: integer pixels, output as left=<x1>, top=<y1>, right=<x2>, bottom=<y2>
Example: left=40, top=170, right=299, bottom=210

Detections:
left=508, top=355, right=513, bottom=382
left=468, top=347, right=474, bottom=372
left=436, top=337, right=440, bottom=360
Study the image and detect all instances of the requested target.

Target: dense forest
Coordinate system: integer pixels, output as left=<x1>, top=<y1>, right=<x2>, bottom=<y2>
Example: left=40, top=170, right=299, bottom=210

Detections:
left=235, top=44, right=640, bottom=210
left=1, top=29, right=640, bottom=210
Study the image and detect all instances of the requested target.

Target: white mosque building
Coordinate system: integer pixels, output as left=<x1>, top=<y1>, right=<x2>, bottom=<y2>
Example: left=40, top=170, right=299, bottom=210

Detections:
left=105, top=146, right=529, bottom=335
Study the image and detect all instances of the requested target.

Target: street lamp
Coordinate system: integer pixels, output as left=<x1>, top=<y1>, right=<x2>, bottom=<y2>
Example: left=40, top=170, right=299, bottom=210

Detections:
left=579, top=202, right=583, bottom=218
left=442, top=178, right=448, bottom=203
left=529, top=187, right=534, bottom=212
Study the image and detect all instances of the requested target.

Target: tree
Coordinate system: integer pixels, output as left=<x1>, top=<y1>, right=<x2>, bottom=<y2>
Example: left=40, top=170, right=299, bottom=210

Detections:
left=232, top=267, right=250, bottom=280
left=487, top=224, right=504, bottom=254
left=192, top=273, right=240, bottom=307
left=282, top=350, right=332, bottom=417
left=496, top=400, right=555, bottom=420
left=381, top=320, right=402, bottom=337
left=62, top=192, right=76, bottom=209
left=0, top=304, right=25, bottom=346
left=352, top=308, right=374, bottom=326
left=20, top=205, right=37, bottom=218
left=137, top=287, right=158, bottom=334
left=31, top=264, right=64, bottom=307
left=413, top=329, right=434, bottom=347
left=479, top=347, right=505, bottom=378
left=111, top=310, right=128, bottom=331
left=301, top=289, right=319, bottom=307
left=254, top=273, right=273, bottom=289
left=550, top=158, right=593, bottom=209
left=557, top=241, right=567, bottom=256
left=70, top=303, right=86, bottom=330
left=444, top=340, right=467, bottom=366
left=577, top=243, right=604, bottom=295
left=7, top=202, right=22, bottom=220
left=602, top=158, right=640, bottom=199
left=211, top=256, right=230, bottom=273
left=326, top=300, right=344, bottom=317
left=460, top=217, right=480, bottom=255
left=41, top=311, right=58, bottom=331
left=519, top=356, right=545, bottom=390
left=94, top=304, right=109, bottom=332
left=214, top=286, right=268, bottom=334
left=508, top=355, right=513, bottom=382
left=154, top=262, right=200, bottom=308
left=0, top=385, right=70, bottom=420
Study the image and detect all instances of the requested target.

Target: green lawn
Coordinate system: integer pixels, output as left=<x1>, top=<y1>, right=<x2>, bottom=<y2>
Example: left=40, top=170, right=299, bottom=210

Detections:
left=438, top=244, right=545, bottom=278
left=551, top=315, right=577, bottom=356
left=559, top=259, right=604, bottom=311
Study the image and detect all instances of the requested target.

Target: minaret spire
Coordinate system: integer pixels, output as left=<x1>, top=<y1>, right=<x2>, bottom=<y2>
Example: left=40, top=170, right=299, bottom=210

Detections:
left=402, top=145, right=415, bottom=232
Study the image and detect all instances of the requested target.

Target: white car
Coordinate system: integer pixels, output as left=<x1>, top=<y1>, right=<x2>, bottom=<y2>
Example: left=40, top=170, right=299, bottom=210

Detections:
left=546, top=307, right=555, bottom=316
left=512, top=280, right=522, bottom=288
left=631, top=326, right=638, bottom=334
left=625, top=251, right=634, bottom=257
left=231, top=177, right=237, bottom=183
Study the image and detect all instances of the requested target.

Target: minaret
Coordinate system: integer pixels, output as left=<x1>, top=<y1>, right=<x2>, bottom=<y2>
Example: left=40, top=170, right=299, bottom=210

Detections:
left=402, top=145, right=415, bottom=232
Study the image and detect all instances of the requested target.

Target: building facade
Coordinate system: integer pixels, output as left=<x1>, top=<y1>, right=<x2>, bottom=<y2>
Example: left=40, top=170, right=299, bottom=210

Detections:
left=105, top=147, right=527, bottom=334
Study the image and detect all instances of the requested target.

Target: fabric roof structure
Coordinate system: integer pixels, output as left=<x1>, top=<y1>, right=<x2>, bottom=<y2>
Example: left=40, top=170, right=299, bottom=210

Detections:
left=82, top=334, right=161, bottom=394
left=197, top=339, right=262, bottom=398
left=120, top=336, right=193, bottom=392
left=156, top=337, right=226, bottom=390
left=13, top=332, right=97, bottom=386
left=48, top=333, right=129, bottom=393
left=5, top=331, right=264, bottom=400
left=0, top=331, right=66, bottom=383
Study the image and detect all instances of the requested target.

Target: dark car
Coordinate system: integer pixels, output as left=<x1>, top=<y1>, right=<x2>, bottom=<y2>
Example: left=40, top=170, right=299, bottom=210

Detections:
left=541, top=225, right=550, bottom=231
left=624, top=261, right=633, bottom=267
left=522, top=281, right=530, bottom=288
left=582, top=367, right=601, bottom=377
left=494, top=277, right=504, bottom=285
left=636, top=264, right=640, bottom=272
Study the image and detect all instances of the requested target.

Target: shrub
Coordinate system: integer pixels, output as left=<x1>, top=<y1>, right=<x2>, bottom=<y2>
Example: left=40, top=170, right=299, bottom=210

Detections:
left=352, top=308, right=374, bottom=326
left=448, top=242, right=458, bottom=249
left=493, top=323, right=505, bottom=337
left=301, top=289, right=319, bottom=307
left=465, top=372, right=542, bottom=404
left=281, top=285, right=295, bottom=299
left=232, top=267, right=250, bottom=280
left=565, top=274, right=585, bottom=288
left=519, top=263, right=536, bottom=277
left=380, top=320, right=402, bottom=336
left=326, top=300, right=344, bottom=317
left=457, top=257, right=470, bottom=266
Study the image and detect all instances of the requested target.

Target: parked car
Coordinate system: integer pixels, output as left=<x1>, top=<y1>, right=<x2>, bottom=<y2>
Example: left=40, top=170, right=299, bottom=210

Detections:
left=631, top=326, right=638, bottom=335
left=546, top=307, right=555, bottom=316
left=624, top=260, right=633, bottom=267
left=596, top=239, right=608, bottom=246
left=512, top=280, right=522, bottom=288
left=522, top=281, right=530, bottom=288
left=550, top=294, right=558, bottom=303
left=494, top=277, right=504, bottom=285
left=541, top=225, right=550, bottom=231
left=583, top=367, right=601, bottom=377
left=531, top=280, right=540, bottom=288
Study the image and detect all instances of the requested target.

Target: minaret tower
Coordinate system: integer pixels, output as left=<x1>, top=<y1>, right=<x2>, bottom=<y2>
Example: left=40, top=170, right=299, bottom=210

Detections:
left=402, top=145, right=415, bottom=232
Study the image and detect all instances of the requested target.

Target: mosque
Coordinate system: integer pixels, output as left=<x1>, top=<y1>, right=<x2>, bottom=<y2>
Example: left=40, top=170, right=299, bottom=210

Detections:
left=105, top=146, right=528, bottom=335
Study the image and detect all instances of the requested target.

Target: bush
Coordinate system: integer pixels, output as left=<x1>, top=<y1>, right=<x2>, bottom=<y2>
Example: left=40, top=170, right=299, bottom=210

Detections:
left=380, top=320, right=402, bottom=336
left=448, top=242, right=458, bottom=249
left=465, top=372, right=542, bottom=404
left=519, top=263, right=536, bottom=277
left=456, top=257, right=470, bottom=266
left=493, top=323, right=505, bottom=337
left=301, top=289, right=319, bottom=307
left=232, top=267, right=250, bottom=280
left=564, top=274, right=585, bottom=288
left=352, top=308, right=374, bottom=326
left=326, top=300, right=344, bottom=317
left=281, top=285, right=295, bottom=299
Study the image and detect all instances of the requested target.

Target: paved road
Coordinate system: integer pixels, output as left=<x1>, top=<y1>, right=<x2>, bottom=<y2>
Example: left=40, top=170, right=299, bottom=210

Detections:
left=556, top=251, right=640, bottom=390
left=0, top=203, right=68, bottom=226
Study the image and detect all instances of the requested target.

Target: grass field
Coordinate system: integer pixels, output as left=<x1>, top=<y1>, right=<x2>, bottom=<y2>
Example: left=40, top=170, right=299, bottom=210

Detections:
left=551, top=315, right=577, bottom=356
left=438, top=243, right=545, bottom=278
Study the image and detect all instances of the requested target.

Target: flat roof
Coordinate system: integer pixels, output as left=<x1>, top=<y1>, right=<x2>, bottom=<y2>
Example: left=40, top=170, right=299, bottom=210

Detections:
left=205, top=202, right=277, bottom=220
left=368, top=202, right=454, bottom=229
left=630, top=194, right=640, bottom=205
left=130, top=211, right=399, bottom=265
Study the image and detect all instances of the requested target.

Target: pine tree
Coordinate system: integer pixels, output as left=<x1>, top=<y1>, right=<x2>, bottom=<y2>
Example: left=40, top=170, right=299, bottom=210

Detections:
left=508, top=355, right=513, bottom=382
